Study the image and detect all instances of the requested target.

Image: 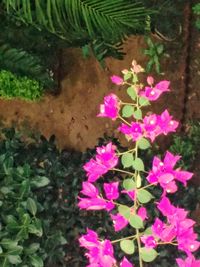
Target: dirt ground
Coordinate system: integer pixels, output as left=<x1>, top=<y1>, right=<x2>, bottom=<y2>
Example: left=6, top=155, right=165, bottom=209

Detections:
left=0, top=3, right=197, bottom=152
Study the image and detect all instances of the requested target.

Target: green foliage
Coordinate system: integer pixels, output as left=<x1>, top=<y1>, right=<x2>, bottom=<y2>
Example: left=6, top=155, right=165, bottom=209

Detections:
left=0, top=70, right=43, bottom=101
left=193, top=3, right=200, bottom=30
left=3, top=0, right=152, bottom=63
left=0, top=43, right=54, bottom=88
left=144, top=36, right=165, bottom=74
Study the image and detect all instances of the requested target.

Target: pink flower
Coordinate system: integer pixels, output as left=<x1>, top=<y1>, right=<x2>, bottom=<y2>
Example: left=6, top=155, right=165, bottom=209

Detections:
left=142, top=110, right=179, bottom=142
left=120, top=257, right=134, bottom=267
left=138, top=207, right=148, bottom=221
left=147, top=76, right=154, bottom=86
left=98, top=94, right=120, bottom=120
left=110, top=213, right=128, bottom=231
left=140, top=80, right=170, bottom=101
left=141, top=235, right=157, bottom=248
left=79, top=229, right=116, bottom=267
left=147, top=151, right=193, bottom=194
left=78, top=197, right=114, bottom=211
left=131, top=60, right=144, bottom=74
left=142, top=114, right=161, bottom=142
left=104, top=182, right=119, bottom=200
left=176, top=256, right=200, bottom=267
left=157, top=109, right=179, bottom=135
left=111, top=75, right=123, bottom=85
left=83, top=142, right=118, bottom=182
left=81, top=182, right=99, bottom=198
left=118, top=122, right=143, bottom=141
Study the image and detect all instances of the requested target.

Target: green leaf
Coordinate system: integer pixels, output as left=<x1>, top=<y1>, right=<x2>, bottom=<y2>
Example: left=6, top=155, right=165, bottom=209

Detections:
left=156, top=44, right=164, bottom=55
left=140, top=248, right=158, bottom=262
left=137, top=138, right=151, bottom=150
left=137, top=189, right=154, bottom=204
left=129, top=214, right=143, bottom=229
left=139, top=97, right=150, bottom=107
left=121, top=153, right=134, bottom=168
left=133, top=109, right=142, bottom=120
left=127, top=86, right=136, bottom=100
left=24, top=243, right=40, bottom=254
left=27, top=198, right=37, bottom=216
left=144, top=227, right=153, bottom=235
left=120, top=240, right=135, bottom=255
left=28, top=219, right=43, bottom=237
left=29, top=255, right=44, bottom=267
left=124, top=73, right=132, bottom=81
left=7, top=255, right=22, bottom=265
left=123, top=179, right=136, bottom=190
left=31, top=176, right=50, bottom=188
left=118, top=206, right=130, bottom=219
left=132, top=158, right=144, bottom=171
left=122, top=105, right=134, bottom=118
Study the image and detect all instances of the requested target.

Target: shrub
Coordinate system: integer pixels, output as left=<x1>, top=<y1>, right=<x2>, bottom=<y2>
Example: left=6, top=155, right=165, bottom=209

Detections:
left=0, top=70, right=43, bottom=101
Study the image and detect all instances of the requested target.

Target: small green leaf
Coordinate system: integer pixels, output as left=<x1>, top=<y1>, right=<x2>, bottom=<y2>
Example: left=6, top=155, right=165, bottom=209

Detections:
left=133, top=109, right=142, bottom=120
left=137, top=138, right=151, bottom=150
left=120, top=240, right=135, bottom=255
left=144, top=227, right=153, bottom=235
left=139, top=97, right=150, bottom=106
left=123, top=179, right=136, bottom=190
left=28, top=219, right=43, bottom=237
left=24, top=243, right=40, bottom=254
left=156, top=44, right=164, bottom=55
left=31, top=176, right=50, bottom=188
left=129, top=214, right=144, bottom=229
left=137, top=189, right=154, bottom=204
left=29, top=255, right=44, bottom=267
left=124, top=72, right=132, bottom=81
left=122, top=105, right=134, bottom=118
left=7, top=255, right=22, bottom=264
left=127, top=86, right=136, bottom=100
left=132, top=158, right=144, bottom=171
left=140, top=248, right=158, bottom=262
left=27, top=198, right=37, bottom=216
left=121, top=153, right=134, bottom=168
left=118, top=206, right=130, bottom=219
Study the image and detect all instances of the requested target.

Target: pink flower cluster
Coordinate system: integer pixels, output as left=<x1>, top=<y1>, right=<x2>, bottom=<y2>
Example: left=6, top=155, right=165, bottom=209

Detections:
left=78, top=181, right=119, bottom=211
left=83, top=142, right=118, bottom=182
left=118, top=109, right=179, bottom=142
left=98, top=94, right=120, bottom=120
left=140, top=77, right=170, bottom=101
left=141, top=197, right=200, bottom=264
left=111, top=207, right=147, bottom=232
left=79, top=229, right=134, bottom=267
left=79, top=229, right=116, bottom=267
left=147, top=151, right=193, bottom=194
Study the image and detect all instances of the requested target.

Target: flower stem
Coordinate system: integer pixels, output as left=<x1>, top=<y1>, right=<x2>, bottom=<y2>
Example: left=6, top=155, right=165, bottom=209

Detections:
left=111, top=234, right=136, bottom=244
left=118, top=115, right=131, bottom=126
left=112, top=168, right=135, bottom=177
left=117, top=148, right=136, bottom=155
left=136, top=228, right=144, bottom=267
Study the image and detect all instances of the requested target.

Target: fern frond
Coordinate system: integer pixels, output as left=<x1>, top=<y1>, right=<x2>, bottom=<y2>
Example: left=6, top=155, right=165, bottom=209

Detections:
left=3, top=0, right=152, bottom=44
left=0, top=43, right=54, bottom=88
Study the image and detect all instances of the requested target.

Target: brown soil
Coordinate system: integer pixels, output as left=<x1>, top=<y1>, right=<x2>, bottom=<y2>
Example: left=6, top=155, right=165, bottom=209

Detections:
left=0, top=3, right=196, bottom=153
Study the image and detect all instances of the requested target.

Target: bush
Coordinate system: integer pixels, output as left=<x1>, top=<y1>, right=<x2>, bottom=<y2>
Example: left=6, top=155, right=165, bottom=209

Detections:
left=0, top=126, right=199, bottom=266
left=0, top=70, right=43, bottom=101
